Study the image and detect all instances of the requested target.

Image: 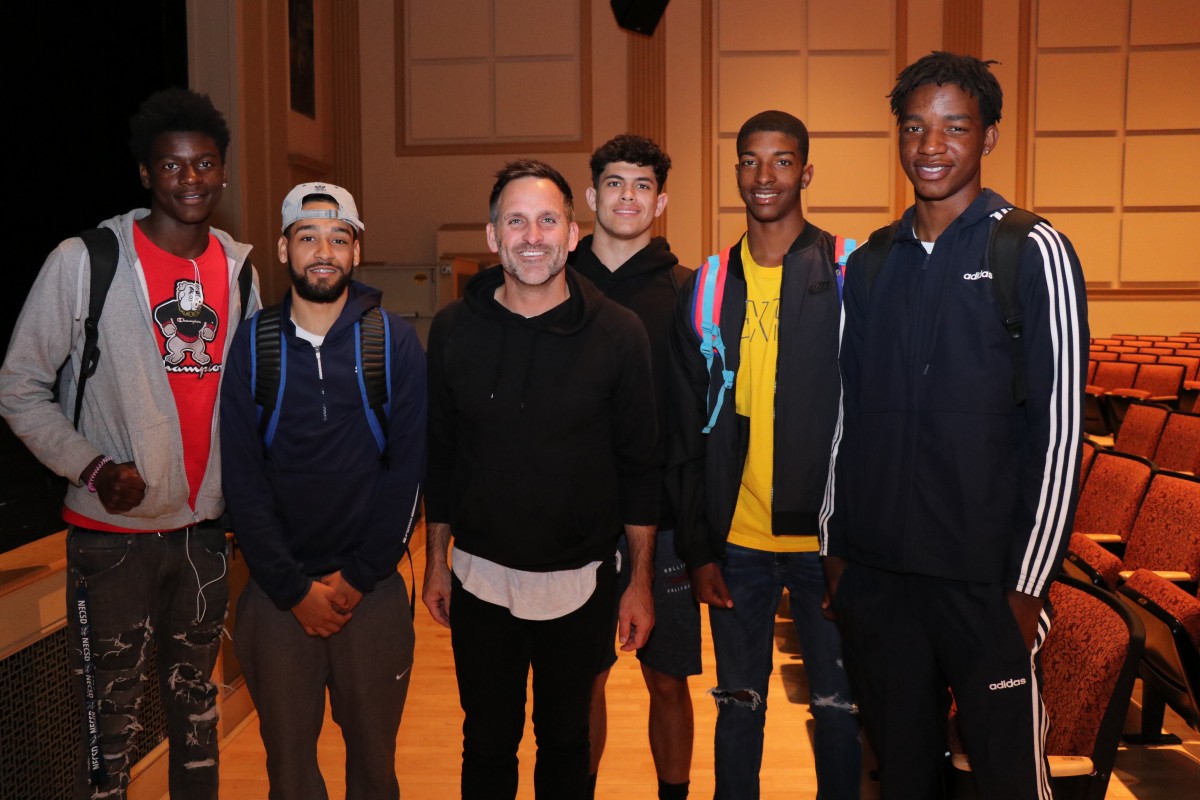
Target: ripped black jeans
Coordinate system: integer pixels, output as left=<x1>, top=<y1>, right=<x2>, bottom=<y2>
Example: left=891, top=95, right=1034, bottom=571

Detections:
left=66, top=523, right=229, bottom=800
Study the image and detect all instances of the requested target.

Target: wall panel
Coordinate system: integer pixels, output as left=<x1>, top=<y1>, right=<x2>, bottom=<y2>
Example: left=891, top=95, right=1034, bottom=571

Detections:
left=1121, top=212, right=1200, bottom=281
left=1035, top=52, right=1125, bottom=132
left=1033, top=138, right=1123, bottom=207
left=1031, top=0, right=1200, bottom=300
left=1130, top=0, right=1200, bottom=45
left=1037, top=0, right=1127, bottom=47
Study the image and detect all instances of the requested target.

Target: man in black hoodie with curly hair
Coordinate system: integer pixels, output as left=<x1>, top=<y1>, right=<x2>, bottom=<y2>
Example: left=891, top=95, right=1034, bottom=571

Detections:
left=570, top=135, right=699, bottom=800
left=424, top=159, right=660, bottom=800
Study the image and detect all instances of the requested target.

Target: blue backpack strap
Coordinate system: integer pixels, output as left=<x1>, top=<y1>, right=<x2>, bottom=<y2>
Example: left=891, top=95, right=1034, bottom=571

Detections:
left=694, top=248, right=736, bottom=435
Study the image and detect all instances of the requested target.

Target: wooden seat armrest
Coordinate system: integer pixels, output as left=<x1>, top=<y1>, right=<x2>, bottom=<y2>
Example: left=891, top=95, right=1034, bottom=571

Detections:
left=951, top=753, right=1094, bottom=778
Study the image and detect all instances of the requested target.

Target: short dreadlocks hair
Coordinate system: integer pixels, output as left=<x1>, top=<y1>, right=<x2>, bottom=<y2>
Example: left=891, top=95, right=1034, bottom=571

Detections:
left=128, top=88, right=231, bottom=166
left=889, top=51, right=1003, bottom=128
left=589, top=135, right=672, bottom=192
left=736, top=110, right=810, bottom=165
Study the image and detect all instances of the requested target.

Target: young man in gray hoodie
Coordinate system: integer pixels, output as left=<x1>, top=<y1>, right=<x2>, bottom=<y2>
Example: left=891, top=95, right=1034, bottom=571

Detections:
left=0, top=88, right=258, bottom=799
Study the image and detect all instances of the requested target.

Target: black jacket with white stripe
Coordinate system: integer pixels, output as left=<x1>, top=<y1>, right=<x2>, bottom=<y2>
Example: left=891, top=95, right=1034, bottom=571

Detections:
left=820, top=189, right=1089, bottom=599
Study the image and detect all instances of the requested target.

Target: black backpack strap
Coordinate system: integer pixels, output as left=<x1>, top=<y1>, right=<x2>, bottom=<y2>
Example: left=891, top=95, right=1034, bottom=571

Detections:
left=862, top=220, right=901, bottom=294
left=988, top=208, right=1047, bottom=405
left=357, top=307, right=390, bottom=459
left=253, top=305, right=285, bottom=446
left=237, top=256, right=254, bottom=319
left=74, top=228, right=120, bottom=430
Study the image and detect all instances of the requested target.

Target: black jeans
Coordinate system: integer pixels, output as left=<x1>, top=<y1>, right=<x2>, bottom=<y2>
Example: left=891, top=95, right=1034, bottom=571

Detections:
left=67, top=523, right=229, bottom=800
left=450, top=558, right=616, bottom=799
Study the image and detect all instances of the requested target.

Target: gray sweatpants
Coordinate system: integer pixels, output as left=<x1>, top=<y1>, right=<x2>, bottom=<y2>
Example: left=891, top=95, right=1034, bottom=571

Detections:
left=235, top=572, right=415, bottom=800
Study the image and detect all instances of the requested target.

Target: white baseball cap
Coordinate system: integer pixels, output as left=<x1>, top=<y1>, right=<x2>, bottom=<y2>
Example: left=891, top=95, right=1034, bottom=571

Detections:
left=281, top=182, right=365, bottom=233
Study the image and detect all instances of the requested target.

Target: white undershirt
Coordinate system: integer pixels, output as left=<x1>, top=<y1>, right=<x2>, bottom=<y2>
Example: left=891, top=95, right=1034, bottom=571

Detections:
left=292, top=318, right=325, bottom=346
left=452, top=546, right=603, bottom=621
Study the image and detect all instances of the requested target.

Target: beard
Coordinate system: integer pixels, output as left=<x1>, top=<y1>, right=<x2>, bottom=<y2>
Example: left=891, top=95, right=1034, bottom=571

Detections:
left=289, top=259, right=352, bottom=303
left=497, top=243, right=569, bottom=288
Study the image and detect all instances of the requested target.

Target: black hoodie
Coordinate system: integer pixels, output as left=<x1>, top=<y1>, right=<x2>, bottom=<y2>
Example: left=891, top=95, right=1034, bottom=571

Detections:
left=571, top=235, right=689, bottom=531
left=425, top=265, right=659, bottom=571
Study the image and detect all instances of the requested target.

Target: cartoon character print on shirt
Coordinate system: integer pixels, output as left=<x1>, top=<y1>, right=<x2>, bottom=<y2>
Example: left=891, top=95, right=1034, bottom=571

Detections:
left=153, top=278, right=222, bottom=374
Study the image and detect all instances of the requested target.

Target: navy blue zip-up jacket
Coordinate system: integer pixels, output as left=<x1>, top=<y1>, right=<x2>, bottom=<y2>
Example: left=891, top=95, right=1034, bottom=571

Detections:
left=221, top=281, right=427, bottom=610
left=820, top=190, right=1089, bottom=599
left=668, top=222, right=844, bottom=571
left=425, top=265, right=659, bottom=571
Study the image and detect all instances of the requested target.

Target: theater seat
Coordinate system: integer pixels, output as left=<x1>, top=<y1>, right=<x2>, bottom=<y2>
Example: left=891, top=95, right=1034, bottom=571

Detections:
left=1106, top=363, right=1187, bottom=432
left=1086, top=361, right=1140, bottom=435
left=950, top=575, right=1144, bottom=800
left=1118, top=569, right=1200, bottom=743
left=1074, top=450, right=1155, bottom=555
left=1079, top=436, right=1103, bottom=490
left=1112, top=401, right=1170, bottom=461
left=1064, top=532, right=1123, bottom=592
left=1117, top=471, right=1200, bottom=587
left=1154, top=410, right=1200, bottom=475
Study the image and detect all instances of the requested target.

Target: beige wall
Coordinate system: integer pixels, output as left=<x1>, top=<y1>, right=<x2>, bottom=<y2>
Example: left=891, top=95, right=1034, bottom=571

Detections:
left=662, top=0, right=1199, bottom=331
left=200, top=0, right=1197, bottom=330
left=357, top=0, right=629, bottom=267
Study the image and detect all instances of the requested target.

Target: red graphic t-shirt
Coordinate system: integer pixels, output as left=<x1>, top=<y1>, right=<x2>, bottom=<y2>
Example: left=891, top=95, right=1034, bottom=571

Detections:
left=65, top=226, right=230, bottom=532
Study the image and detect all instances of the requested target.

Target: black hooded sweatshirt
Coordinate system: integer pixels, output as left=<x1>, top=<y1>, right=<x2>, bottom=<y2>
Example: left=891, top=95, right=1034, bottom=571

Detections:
left=425, top=264, right=660, bottom=571
left=570, top=235, right=689, bottom=532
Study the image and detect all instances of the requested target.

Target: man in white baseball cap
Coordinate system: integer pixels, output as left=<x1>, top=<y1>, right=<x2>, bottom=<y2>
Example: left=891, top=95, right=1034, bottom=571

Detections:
left=280, top=181, right=365, bottom=233
left=222, top=181, right=426, bottom=799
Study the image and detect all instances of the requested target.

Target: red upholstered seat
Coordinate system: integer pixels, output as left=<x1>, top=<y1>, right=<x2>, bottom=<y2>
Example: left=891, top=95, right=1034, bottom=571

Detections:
left=1159, top=355, right=1200, bottom=382
left=1042, top=580, right=1140, bottom=757
left=1124, top=569, right=1200, bottom=649
left=1079, top=437, right=1101, bottom=489
left=1074, top=451, right=1155, bottom=550
left=1120, top=471, right=1200, bottom=582
left=1118, top=570, right=1200, bottom=737
left=1064, top=532, right=1124, bottom=591
left=1154, top=411, right=1200, bottom=475
left=1113, top=401, right=1169, bottom=461
left=950, top=577, right=1144, bottom=797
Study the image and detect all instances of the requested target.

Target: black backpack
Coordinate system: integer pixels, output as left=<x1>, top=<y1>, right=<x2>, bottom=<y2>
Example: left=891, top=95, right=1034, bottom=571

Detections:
left=859, top=208, right=1046, bottom=404
left=250, top=303, right=391, bottom=460
left=74, top=227, right=254, bottom=429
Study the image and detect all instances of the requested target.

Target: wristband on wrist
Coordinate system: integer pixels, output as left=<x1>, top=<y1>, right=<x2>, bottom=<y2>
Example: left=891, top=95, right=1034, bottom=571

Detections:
left=85, top=456, right=113, bottom=493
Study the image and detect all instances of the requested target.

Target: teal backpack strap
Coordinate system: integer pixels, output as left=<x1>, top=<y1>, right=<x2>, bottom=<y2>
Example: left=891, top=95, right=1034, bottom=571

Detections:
left=834, top=235, right=858, bottom=304
left=692, top=247, right=735, bottom=434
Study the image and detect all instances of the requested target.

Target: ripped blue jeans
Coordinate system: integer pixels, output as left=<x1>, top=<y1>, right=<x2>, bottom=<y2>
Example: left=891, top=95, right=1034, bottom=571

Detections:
left=708, top=545, right=861, bottom=800
left=66, top=524, right=229, bottom=800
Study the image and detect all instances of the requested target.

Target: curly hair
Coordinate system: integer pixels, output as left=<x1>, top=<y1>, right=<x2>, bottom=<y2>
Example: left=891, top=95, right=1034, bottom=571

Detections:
left=128, top=87, right=231, bottom=165
left=589, top=134, right=672, bottom=191
left=889, top=51, right=1003, bottom=128
left=736, top=110, right=810, bottom=165
left=489, top=159, right=575, bottom=225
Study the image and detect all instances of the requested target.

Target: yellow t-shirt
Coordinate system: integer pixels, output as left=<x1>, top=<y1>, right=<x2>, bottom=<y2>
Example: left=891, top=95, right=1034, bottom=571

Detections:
left=728, top=238, right=817, bottom=553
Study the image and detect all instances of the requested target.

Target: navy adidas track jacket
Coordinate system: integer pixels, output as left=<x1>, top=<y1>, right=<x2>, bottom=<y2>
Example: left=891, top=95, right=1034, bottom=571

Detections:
left=820, top=190, right=1089, bottom=599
